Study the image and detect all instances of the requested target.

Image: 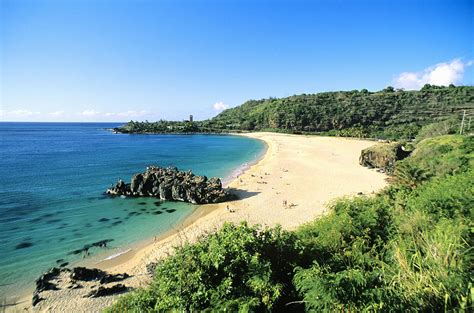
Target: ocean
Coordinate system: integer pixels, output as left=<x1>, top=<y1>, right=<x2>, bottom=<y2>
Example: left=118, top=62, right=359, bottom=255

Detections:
left=0, top=122, right=264, bottom=297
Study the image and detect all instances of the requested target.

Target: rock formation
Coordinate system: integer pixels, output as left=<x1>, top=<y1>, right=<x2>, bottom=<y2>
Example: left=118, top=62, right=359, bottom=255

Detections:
left=32, top=266, right=131, bottom=306
left=106, top=166, right=233, bottom=204
left=86, top=284, right=128, bottom=298
left=359, top=142, right=411, bottom=173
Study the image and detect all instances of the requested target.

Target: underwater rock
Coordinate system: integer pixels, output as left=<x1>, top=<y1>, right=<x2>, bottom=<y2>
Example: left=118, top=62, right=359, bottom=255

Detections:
left=15, top=242, right=33, bottom=249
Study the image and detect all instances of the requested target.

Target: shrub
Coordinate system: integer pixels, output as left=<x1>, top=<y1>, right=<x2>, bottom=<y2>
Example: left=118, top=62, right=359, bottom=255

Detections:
left=389, top=215, right=471, bottom=311
left=416, top=117, right=460, bottom=141
left=405, top=170, right=474, bottom=219
left=395, top=135, right=473, bottom=180
left=108, top=223, right=303, bottom=312
left=392, top=161, right=431, bottom=188
left=294, top=196, right=395, bottom=311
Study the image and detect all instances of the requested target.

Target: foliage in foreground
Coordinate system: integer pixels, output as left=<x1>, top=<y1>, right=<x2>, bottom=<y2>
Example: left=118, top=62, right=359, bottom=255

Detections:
left=109, top=223, right=303, bottom=312
left=108, top=135, right=473, bottom=312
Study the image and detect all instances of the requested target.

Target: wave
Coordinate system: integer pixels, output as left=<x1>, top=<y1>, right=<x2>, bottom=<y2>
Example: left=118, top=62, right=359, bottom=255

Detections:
left=103, top=249, right=131, bottom=261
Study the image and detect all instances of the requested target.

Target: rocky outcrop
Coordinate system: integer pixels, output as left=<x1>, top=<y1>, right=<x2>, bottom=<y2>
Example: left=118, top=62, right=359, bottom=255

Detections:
left=70, top=267, right=106, bottom=281
left=86, top=284, right=128, bottom=298
left=106, top=166, right=233, bottom=204
left=33, top=267, right=63, bottom=305
left=359, top=142, right=411, bottom=173
left=100, top=273, right=130, bottom=284
left=32, top=267, right=131, bottom=306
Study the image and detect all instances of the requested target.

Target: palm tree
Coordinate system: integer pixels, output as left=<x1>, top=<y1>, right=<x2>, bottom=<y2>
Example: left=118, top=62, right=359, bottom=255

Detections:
left=393, top=162, right=431, bottom=189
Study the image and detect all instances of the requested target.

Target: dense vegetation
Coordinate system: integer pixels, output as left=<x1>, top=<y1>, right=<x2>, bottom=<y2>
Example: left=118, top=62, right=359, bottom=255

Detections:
left=116, top=85, right=473, bottom=139
left=108, top=129, right=473, bottom=312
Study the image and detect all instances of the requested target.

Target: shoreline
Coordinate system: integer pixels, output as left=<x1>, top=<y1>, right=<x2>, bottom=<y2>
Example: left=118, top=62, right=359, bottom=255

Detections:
left=4, top=134, right=268, bottom=312
left=93, top=134, right=269, bottom=272
left=10, top=133, right=387, bottom=312
left=81, top=135, right=268, bottom=270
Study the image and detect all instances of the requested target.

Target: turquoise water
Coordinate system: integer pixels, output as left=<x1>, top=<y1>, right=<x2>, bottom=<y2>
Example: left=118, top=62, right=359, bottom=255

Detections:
left=0, top=122, right=264, bottom=296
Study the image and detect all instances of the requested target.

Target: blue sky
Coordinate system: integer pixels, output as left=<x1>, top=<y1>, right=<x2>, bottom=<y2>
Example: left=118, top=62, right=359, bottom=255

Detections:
left=1, top=0, right=472, bottom=122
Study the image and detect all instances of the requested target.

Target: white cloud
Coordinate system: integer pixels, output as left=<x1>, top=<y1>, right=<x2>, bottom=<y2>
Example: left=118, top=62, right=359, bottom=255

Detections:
left=48, top=111, right=65, bottom=117
left=394, top=59, right=472, bottom=90
left=213, top=102, right=228, bottom=111
left=81, top=109, right=100, bottom=116
left=0, top=109, right=40, bottom=117
left=104, top=110, right=148, bottom=118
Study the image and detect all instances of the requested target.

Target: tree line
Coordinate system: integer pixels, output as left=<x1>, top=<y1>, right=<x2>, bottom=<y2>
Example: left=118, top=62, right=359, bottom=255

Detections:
left=116, top=85, right=474, bottom=139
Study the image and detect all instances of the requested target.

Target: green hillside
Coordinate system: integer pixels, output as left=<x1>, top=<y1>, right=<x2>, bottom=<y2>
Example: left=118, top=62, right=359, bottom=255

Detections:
left=116, top=85, right=473, bottom=139
left=207, top=85, right=473, bottom=138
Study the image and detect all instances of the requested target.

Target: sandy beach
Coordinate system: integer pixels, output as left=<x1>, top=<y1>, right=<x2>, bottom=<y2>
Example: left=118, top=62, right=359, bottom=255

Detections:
left=10, top=133, right=387, bottom=312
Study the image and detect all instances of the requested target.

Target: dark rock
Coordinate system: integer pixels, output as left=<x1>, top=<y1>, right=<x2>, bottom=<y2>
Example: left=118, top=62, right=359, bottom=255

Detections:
left=91, top=239, right=113, bottom=248
left=99, top=273, right=130, bottom=284
left=15, top=242, right=33, bottom=249
left=46, top=219, right=62, bottom=224
left=86, top=284, right=128, bottom=298
left=35, top=267, right=65, bottom=293
left=32, top=293, right=44, bottom=306
left=359, top=142, right=411, bottom=174
left=70, top=267, right=106, bottom=281
left=106, top=166, right=232, bottom=204
left=59, top=262, right=69, bottom=267
left=98, top=218, right=110, bottom=222
left=69, top=249, right=83, bottom=255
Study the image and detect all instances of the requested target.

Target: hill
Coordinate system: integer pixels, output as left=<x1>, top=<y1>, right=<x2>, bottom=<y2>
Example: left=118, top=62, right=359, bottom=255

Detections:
left=206, top=85, right=473, bottom=138
left=116, top=85, right=474, bottom=139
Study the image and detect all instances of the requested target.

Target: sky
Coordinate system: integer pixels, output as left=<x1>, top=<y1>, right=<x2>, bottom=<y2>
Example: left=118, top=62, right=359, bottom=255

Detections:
left=0, top=0, right=472, bottom=122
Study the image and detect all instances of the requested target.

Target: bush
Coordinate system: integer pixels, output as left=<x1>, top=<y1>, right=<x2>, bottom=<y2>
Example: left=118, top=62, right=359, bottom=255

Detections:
left=293, top=196, right=395, bottom=311
left=394, top=135, right=473, bottom=181
left=405, top=170, right=474, bottom=219
left=108, top=223, right=303, bottom=312
left=390, top=215, right=471, bottom=311
left=416, top=117, right=460, bottom=141
left=392, top=161, right=431, bottom=188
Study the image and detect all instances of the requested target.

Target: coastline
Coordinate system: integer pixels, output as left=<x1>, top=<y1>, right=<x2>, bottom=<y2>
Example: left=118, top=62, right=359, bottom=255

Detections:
left=11, top=132, right=387, bottom=312
left=91, top=134, right=269, bottom=272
